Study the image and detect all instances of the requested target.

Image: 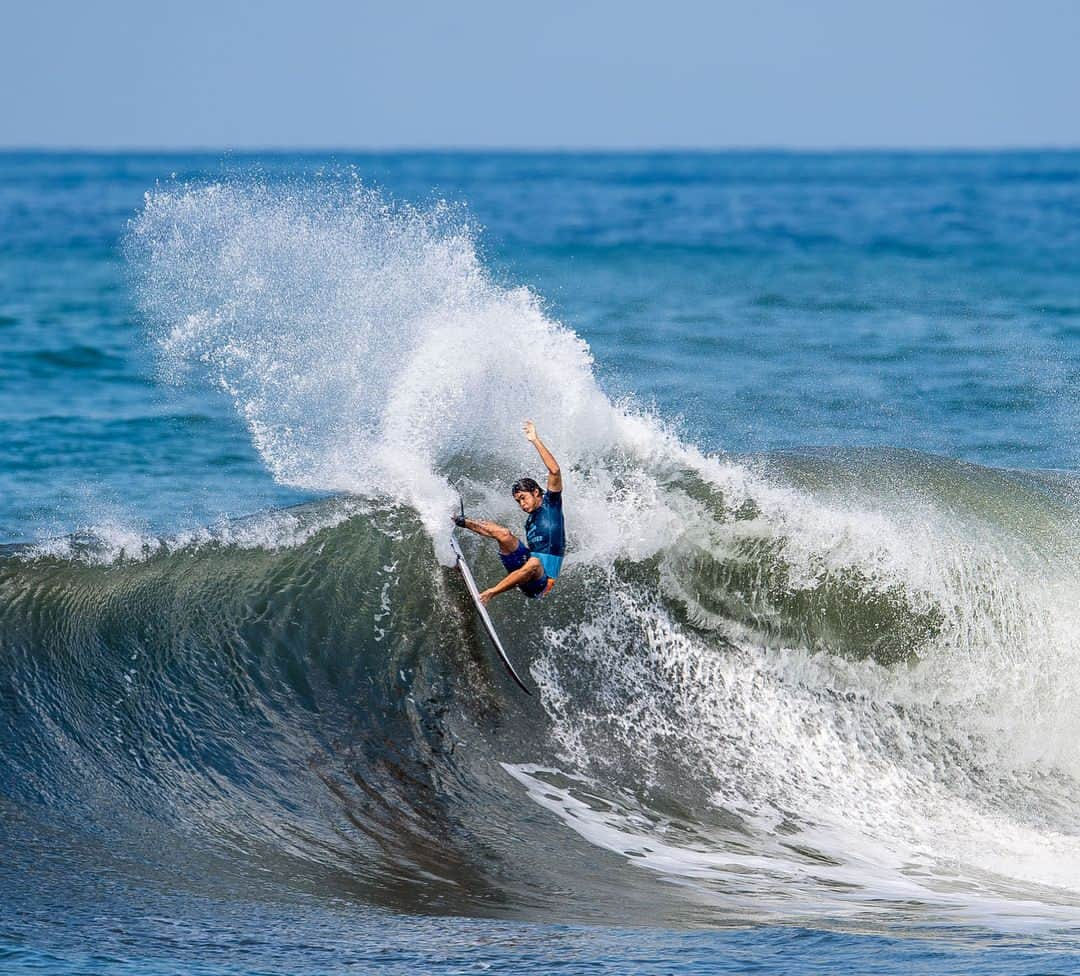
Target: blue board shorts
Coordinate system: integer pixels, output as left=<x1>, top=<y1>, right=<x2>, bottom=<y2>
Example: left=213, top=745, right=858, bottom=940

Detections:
left=500, top=542, right=556, bottom=599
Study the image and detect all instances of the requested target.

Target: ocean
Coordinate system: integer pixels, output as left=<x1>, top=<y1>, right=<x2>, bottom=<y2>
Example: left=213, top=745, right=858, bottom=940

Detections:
left=3, top=151, right=1080, bottom=974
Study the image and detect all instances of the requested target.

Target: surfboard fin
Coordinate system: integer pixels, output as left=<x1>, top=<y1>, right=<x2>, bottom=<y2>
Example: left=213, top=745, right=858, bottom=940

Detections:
left=451, top=487, right=468, bottom=527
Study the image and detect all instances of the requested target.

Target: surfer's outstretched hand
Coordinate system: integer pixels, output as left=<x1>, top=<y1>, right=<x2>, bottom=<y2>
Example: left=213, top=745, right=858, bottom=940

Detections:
left=479, top=589, right=494, bottom=606
left=523, top=420, right=538, bottom=443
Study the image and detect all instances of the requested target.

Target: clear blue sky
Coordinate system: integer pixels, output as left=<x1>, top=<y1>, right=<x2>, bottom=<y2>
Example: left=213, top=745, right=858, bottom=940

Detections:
left=4, top=0, right=1078, bottom=149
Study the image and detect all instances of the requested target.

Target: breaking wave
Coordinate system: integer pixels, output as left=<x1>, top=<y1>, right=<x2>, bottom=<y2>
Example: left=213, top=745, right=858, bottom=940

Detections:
left=4, top=178, right=1080, bottom=932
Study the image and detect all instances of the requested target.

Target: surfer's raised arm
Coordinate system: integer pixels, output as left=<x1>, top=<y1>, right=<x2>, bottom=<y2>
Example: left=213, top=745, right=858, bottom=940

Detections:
left=523, top=421, right=562, bottom=493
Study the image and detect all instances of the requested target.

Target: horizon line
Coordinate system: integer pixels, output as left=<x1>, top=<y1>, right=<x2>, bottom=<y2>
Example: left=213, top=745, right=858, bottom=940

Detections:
left=3, top=144, right=1080, bottom=156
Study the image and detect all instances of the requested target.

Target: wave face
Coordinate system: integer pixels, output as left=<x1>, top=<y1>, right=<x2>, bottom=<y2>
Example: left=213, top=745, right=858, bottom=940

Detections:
left=4, top=179, right=1080, bottom=932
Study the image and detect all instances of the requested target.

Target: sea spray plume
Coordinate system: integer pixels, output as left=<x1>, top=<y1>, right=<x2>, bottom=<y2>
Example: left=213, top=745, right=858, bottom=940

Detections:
left=129, top=176, right=747, bottom=565
left=128, top=178, right=616, bottom=533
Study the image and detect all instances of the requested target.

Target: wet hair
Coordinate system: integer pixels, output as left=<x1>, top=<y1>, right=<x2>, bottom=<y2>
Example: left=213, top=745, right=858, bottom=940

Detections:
left=511, top=477, right=542, bottom=497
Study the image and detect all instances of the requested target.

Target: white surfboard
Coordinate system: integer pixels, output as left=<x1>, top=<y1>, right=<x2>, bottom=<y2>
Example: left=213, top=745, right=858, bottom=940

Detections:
left=449, top=533, right=533, bottom=695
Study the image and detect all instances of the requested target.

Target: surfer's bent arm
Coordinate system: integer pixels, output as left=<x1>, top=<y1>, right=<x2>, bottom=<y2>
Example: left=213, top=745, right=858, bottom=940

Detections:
left=524, top=420, right=562, bottom=493
left=480, top=557, right=543, bottom=604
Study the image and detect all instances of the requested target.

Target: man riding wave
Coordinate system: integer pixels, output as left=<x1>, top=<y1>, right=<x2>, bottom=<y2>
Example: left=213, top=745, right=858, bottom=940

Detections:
left=452, top=421, right=565, bottom=605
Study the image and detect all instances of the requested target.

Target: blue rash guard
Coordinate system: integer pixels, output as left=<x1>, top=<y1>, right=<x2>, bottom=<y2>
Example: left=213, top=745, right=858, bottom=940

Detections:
left=524, top=490, right=565, bottom=582
left=498, top=489, right=566, bottom=598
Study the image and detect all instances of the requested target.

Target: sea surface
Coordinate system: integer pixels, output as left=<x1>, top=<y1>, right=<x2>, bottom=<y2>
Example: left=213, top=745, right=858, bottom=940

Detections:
left=3, top=151, right=1080, bottom=974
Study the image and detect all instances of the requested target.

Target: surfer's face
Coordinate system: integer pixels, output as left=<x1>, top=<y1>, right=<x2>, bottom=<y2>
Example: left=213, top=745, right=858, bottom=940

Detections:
left=514, top=489, right=543, bottom=514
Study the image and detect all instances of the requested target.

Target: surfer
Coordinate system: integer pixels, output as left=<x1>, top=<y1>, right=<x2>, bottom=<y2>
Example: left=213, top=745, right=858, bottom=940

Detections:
left=452, top=421, right=565, bottom=605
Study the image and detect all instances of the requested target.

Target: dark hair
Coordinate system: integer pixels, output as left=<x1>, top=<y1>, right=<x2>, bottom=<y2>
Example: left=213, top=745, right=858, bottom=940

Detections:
left=511, top=477, right=542, bottom=497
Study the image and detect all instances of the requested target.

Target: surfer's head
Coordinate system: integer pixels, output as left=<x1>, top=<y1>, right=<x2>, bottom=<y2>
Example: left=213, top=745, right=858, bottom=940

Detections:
left=512, top=477, right=544, bottom=513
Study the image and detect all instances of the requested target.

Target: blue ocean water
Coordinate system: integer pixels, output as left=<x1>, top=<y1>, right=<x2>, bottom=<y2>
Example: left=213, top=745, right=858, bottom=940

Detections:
left=3, top=152, right=1080, bottom=974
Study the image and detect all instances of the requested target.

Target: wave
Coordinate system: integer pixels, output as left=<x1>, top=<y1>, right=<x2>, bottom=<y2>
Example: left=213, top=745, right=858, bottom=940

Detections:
left=6, top=448, right=1080, bottom=928
left=5, top=177, right=1080, bottom=930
